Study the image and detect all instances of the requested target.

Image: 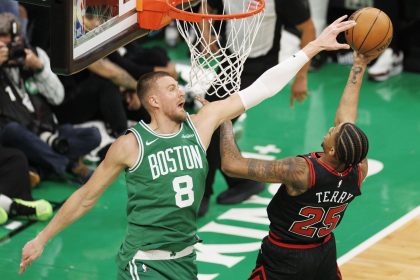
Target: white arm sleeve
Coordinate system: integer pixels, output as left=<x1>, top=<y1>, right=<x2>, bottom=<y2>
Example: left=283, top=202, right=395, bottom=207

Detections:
left=238, top=50, right=310, bottom=110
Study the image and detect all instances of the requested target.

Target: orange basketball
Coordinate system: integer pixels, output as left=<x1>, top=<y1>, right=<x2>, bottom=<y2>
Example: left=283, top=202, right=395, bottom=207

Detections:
left=345, top=7, right=393, bottom=57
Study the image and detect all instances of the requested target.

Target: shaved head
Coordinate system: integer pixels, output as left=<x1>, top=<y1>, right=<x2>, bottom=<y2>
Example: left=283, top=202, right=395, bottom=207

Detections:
left=136, top=71, right=172, bottom=112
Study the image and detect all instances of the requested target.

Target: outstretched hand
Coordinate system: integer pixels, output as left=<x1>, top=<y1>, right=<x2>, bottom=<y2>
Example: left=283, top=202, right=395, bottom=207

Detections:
left=19, top=237, right=45, bottom=274
left=290, top=75, right=308, bottom=108
left=313, top=15, right=356, bottom=51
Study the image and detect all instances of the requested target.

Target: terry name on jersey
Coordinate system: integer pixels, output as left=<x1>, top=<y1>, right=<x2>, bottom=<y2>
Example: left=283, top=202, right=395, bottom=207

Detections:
left=148, top=145, right=204, bottom=180
left=315, top=191, right=354, bottom=204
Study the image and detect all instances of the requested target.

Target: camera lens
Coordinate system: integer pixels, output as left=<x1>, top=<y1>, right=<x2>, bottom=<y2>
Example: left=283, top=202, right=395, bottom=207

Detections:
left=39, top=131, right=69, bottom=154
left=6, top=42, right=26, bottom=66
left=51, top=138, right=70, bottom=154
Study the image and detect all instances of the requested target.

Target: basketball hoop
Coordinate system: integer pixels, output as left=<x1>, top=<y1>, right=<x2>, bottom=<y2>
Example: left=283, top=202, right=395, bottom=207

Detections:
left=137, top=0, right=265, bottom=98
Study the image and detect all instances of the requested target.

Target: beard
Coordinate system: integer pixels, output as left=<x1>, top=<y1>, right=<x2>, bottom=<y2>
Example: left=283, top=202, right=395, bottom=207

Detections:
left=172, top=110, right=187, bottom=123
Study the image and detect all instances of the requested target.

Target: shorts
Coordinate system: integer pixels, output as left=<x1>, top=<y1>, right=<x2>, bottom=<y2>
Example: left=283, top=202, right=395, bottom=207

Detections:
left=117, top=246, right=197, bottom=280
left=249, top=234, right=342, bottom=280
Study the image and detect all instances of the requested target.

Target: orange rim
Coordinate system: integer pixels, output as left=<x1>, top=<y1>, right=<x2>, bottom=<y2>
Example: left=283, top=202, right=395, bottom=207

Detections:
left=167, top=0, right=265, bottom=22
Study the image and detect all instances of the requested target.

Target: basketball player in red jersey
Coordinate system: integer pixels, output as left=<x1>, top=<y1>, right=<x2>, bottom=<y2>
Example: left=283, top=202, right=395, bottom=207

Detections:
left=218, top=51, right=380, bottom=280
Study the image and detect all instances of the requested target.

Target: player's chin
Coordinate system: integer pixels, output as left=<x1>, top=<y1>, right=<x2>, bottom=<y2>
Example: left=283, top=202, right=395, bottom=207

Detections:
left=175, top=110, right=187, bottom=122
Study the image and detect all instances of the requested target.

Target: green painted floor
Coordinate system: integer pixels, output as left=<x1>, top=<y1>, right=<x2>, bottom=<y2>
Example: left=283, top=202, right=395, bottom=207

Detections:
left=1, top=56, right=420, bottom=279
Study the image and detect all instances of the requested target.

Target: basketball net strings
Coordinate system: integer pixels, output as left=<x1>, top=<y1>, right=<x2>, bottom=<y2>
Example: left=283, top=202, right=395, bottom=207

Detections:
left=176, top=0, right=265, bottom=98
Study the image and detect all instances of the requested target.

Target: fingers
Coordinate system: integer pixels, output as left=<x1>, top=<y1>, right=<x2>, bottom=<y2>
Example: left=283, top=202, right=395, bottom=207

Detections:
left=195, top=96, right=209, bottom=106
left=19, top=256, right=31, bottom=274
left=335, top=20, right=356, bottom=33
left=332, top=15, right=348, bottom=25
left=335, top=43, right=351, bottom=50
left=19, top=262, right=27, bottom=274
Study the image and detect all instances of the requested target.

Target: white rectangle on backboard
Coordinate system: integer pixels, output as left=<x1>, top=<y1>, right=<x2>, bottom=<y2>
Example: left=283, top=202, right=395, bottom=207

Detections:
left=119, top=0, right=136, bottom=16
left=73, top=13, right=137, bottom=59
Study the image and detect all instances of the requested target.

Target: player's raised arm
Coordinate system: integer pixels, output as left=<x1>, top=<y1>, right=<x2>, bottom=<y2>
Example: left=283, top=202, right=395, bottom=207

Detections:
left=19, top=134, right=139, bottom=274
left=334, top=52, right=379, bottom=126
left=192, top=16, right=356, bottom=148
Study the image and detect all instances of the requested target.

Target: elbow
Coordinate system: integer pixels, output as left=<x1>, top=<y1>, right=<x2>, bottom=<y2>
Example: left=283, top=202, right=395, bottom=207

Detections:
left=81, top=197, right=97, bottom=211
left=221, top=159, right=239, bottom=177
left=78, top=187, right=99, bottom=211
left=55, top=87, right=65, bottom=105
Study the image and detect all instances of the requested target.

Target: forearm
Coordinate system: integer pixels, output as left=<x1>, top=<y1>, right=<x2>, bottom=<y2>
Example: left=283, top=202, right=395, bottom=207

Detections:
left=219, top=120, right=247, bottom=176
left=334, top=62, right=367, bottom=125
left=110, top=69, right=137, bottom=90
left=89, top=59, right=137, bottom=91
left=34, top=70, right=65, bottom=105
left=36, top=187, right=97, bottom=245
left=296, top=19, right=316, bottom=80
left=33, top=47, right=65, bottom=105
left=238, top=50, right=310, bottom=109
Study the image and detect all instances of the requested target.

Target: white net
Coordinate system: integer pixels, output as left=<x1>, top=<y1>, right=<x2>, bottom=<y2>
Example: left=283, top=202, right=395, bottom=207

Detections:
left=175, top=0, right=265, bottom=98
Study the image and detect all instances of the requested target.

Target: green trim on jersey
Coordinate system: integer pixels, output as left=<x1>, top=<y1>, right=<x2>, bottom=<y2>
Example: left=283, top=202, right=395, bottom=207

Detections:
left=117, top=114, right=208, bottom=269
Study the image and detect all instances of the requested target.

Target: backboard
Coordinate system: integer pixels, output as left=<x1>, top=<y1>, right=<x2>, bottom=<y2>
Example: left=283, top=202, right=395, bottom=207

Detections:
left=60, top=0, right=149, bottom=74
left=18, top=0, right=151, bottom=74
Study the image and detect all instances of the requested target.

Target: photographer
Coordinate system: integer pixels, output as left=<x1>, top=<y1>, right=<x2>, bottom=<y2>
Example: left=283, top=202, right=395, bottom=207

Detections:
left=0, top=13, right=101, bottom=184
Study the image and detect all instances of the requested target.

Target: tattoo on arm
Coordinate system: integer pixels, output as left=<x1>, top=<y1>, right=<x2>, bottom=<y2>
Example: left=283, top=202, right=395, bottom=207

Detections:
left=220, top=121, right=242, bottom=162
left=220, top=123, right=309, bottom=192
left=350, top=66, right=362, bottom=84
left=247, top=157, right=308, bottom=192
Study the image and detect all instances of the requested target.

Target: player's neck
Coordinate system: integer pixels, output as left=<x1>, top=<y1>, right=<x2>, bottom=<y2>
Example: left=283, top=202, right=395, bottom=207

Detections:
left=149, top=118, right=182, bottom=135
left=318, top=154, right=347, bottom=173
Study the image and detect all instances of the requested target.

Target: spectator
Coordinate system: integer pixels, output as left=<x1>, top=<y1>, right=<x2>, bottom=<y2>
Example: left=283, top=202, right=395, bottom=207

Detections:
left=107, top=45, right=178, bottom=124
left=0, top=0, right=28, bottom=40
left=0, top=12, right=101, bottom=184
left=0, top=145, right=52, bottom=225
left=52, top=13, right=139, bottom=141
left=368, top=0, right=405, bottom=81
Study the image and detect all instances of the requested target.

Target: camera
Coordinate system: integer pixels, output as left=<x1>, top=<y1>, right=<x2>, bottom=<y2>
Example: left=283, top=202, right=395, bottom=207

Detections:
left=39, top=131, right=70, bottom=154
left=2, top=19, right=26, bottom=66
left=7, top=41, right=26, bottom=64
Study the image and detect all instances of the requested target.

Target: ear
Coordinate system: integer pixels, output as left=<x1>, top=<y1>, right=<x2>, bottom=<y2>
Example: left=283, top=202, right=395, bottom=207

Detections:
left=148, top=95, right=160, bottom=109
left=329, top=146, right=336, bottom=157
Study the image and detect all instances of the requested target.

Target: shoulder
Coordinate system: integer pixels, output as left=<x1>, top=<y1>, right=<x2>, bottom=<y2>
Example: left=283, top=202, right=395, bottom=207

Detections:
left=279, top=156, right=311, bottom=195
left=105, top=133, right=140, bottom=168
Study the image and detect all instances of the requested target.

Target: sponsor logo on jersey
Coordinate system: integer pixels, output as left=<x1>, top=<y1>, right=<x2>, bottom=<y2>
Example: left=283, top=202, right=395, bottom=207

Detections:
left=145, top=138, right=159, bottom=146
left=182, top=134, right=194, bottom=139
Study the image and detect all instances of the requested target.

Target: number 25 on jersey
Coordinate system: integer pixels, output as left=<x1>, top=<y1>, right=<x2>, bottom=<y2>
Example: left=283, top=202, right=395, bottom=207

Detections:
left=289, top=204, right=349, bottom=238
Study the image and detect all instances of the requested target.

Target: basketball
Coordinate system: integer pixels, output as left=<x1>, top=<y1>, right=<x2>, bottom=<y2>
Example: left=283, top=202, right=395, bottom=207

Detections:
left=345, top=7, right=393, bottom=57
